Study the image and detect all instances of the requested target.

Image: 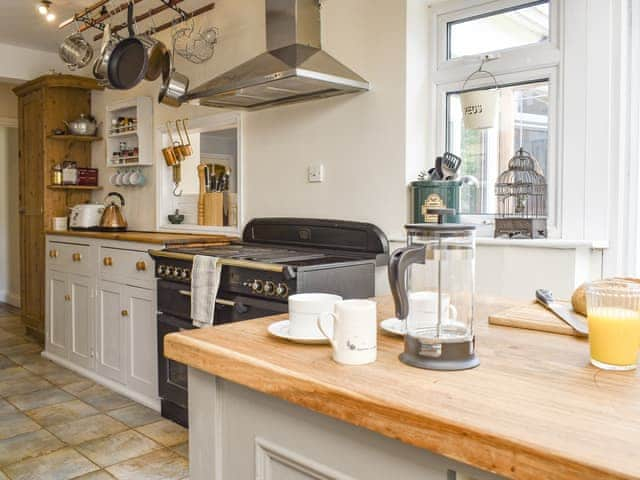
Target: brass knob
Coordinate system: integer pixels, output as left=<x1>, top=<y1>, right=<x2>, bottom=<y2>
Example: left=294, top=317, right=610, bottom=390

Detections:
left=65, top=294, right=71, bottom=301
left=53, top=250, right=59, bottom=258
left=121, top=310, right=129, bottom=317
left=103, top=257, right=113, bottom=267
left=135, top=260, right=146, bottom=271
left=72, top=253, right=82, bottom=262
left=49, top=250, right=54, bottom=258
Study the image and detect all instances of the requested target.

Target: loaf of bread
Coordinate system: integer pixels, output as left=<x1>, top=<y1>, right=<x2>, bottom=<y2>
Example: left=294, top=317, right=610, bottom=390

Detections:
left=572, top=278, right=640, bottom=316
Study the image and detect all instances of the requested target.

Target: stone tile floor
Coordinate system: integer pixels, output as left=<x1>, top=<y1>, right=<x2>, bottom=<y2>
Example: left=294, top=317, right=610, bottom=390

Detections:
left=0, top=304, right=189, bottom=480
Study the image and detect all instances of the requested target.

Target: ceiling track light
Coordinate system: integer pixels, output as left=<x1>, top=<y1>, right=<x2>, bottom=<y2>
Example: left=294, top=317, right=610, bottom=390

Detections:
left=37, top=1, right=55, bottom=21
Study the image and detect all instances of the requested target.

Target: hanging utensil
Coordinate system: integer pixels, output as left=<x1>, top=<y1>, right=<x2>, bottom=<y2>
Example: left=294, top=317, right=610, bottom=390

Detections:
left=162, top=121, right=179, bottom=166
left=139, top=15, right=170, bottom=81
left=59, top=26, right=94, bottom=71
left=93, top=23, right=117, bottom=87
left=441, top=152, right=462, bottom=180
left=107, top=1, right=148, bottom=90
left=173, top=164, right=183, bottom=197
left=175, top=119, right=192, bottom=157
left=159, top=36, right=189, bottom=107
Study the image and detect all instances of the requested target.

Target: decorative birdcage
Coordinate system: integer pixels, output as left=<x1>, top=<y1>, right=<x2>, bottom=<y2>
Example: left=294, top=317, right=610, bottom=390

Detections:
left=494, top=148, right=547, bottom=238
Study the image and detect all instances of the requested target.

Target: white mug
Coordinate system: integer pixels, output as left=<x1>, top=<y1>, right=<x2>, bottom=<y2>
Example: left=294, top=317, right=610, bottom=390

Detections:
left=109, top=172, right=119, bottom=186
left=317, top=299, right=377, bottom=365
left=408, top=291, right=457, bottom=331
left=288, top=293, right=342, bottom=338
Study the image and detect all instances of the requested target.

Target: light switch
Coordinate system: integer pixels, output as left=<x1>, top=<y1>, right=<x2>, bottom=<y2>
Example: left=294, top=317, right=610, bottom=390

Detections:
left=308, top=164, right=324, bottom=183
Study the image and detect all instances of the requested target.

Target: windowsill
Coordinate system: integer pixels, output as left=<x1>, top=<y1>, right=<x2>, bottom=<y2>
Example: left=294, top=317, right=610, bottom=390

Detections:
left=389, top=237, right=608, bottom=250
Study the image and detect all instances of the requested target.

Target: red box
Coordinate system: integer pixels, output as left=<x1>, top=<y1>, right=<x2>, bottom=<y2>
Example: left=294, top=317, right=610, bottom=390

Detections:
left=77, top=168, right=98, bottom=186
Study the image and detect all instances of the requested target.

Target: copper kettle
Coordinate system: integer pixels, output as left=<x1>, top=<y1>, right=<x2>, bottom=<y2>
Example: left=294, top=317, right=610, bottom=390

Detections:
left=100, top=192, right=128, bottom=231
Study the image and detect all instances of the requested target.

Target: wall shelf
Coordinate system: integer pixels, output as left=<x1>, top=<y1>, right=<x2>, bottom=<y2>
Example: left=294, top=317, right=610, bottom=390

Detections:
left=48, top=185, right=103, bottom=191
left=47, top=134, right=102, bottom=142
left=106, top=97, right=153, bottom=168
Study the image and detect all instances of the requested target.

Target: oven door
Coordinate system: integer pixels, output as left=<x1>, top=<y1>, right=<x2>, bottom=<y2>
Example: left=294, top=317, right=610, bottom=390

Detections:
left=157, top=313, right=193, bottom=409
left=157, top=295, right=286, bottom=407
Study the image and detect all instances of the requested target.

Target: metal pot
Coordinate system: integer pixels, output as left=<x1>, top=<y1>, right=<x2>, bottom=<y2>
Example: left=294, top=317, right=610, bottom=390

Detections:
left=158, top=37, right=189, bottom=107
left=59, top=32, right=94, bottom=70
left=139, top=32, right=170, bottom=82
left=93, top=23, right=117, bottom=88
left=64, top=114, right=98, bottom=136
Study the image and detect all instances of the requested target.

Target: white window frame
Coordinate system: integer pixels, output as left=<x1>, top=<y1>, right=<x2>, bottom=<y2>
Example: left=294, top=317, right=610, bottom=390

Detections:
left=155, top=111, right=244, bottom=235
left=428, top=0, right=562, bottom=237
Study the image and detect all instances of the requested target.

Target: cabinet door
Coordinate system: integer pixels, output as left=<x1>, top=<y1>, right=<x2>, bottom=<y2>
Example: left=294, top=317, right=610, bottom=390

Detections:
left=46, top=271, right=69, bottom=359
left=123, top=286, right=157, bottom=399
left=68, top=274, right=96, bottom=370
left=96, top=280, right=127, bottom=384
left=19, top=90, right=45, bottom=336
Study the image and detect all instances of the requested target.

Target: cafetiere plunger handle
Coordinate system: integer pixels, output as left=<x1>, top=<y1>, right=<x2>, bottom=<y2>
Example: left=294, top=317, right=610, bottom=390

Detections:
left=388, top=245, right=426, bottom=320
left=426, top=208, right=455, bottom=224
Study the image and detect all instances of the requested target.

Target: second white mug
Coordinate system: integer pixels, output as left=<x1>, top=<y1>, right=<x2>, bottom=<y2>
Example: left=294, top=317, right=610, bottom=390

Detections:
left=318, top=299, right=377, bottom=365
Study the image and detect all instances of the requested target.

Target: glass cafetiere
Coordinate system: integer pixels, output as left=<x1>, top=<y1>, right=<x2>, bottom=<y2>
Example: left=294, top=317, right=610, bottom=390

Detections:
left=388, top=209, right=478, bottom=370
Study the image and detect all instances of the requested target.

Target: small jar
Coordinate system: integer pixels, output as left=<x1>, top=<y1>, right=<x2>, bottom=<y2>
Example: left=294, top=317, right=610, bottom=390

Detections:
left=51, top=164, right=63, bottom=185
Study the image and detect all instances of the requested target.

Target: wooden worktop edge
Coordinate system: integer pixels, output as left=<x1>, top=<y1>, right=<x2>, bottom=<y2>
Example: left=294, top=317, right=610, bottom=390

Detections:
left=165, top=333, right=630, bottom=480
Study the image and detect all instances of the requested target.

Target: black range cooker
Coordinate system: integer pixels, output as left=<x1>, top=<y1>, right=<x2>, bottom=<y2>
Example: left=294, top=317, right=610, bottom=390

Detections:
left=149, top=218, right=389, bottom=427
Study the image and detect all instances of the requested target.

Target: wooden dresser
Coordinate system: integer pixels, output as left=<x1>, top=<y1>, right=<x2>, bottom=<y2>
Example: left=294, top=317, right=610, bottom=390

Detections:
left=13, top=75, right=102, bottom=341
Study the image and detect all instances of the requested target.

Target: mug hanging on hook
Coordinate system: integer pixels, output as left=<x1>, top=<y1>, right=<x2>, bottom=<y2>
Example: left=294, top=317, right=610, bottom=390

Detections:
left=459, top=56, right=500, bottom=130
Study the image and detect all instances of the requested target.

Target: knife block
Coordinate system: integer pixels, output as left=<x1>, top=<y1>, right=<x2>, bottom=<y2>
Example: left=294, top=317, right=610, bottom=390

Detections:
left=203, top=192, right=224, bottom=226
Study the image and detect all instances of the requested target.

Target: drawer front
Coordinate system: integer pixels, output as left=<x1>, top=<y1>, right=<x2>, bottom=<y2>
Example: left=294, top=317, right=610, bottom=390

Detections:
left=47, top=242, right=91, bottom=274
left=100, top=247, right=154, bottom=288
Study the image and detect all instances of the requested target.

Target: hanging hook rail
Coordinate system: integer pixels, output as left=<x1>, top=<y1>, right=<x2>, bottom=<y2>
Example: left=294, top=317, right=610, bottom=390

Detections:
left=92, top=0, right=186, bottom=41
left=59, top=0, right=215, bottom=42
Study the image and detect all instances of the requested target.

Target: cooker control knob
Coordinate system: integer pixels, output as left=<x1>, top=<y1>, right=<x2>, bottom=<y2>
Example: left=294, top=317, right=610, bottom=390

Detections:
left=264, top=281, right=276, bottom=296
left=157, top=265, right=166, bottom=276
left=251, top=280, right=263, bottom=293
left=173, top=268, right=182, bottom=278
left=166, top=266, right=174, bottom=277
left=181, top=269, right=190, bottom=279
left=276, top=283, right=288, bottom=297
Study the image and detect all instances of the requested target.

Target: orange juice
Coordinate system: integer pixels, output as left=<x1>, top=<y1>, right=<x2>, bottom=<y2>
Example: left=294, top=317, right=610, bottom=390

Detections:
left=588, top=307, right=640, bottom=369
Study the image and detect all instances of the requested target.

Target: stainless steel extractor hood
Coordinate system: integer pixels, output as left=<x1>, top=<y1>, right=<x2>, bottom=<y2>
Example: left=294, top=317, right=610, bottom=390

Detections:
left=185, top=0, right=370, bottom=110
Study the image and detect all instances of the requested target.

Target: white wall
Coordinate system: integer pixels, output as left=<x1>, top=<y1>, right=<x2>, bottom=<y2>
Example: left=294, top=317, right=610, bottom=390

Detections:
left=0, top=43, right=65, bottom=83
left=0, top=124, right=19, bottom=306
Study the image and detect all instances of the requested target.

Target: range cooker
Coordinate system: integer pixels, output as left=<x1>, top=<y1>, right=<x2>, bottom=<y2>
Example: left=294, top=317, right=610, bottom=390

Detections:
left=149, top=218, right=389, bottom=427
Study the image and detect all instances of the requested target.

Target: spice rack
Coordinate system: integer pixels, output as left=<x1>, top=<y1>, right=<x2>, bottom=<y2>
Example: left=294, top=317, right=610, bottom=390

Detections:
left=106, top=96, right=152, bottom=168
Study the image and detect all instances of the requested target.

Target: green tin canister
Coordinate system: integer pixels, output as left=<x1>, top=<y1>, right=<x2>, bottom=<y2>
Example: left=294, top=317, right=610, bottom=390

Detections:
left=411, top=179, right=462, bottom=224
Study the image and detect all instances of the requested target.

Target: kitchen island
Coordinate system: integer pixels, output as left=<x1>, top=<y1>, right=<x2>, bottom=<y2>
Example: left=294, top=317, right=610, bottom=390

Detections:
left=165, top=297, right=640, bottom=480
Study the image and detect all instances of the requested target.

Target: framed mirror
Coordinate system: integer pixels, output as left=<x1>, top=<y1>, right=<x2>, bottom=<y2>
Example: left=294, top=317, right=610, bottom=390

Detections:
left=156, top=112, right=243, bottom=234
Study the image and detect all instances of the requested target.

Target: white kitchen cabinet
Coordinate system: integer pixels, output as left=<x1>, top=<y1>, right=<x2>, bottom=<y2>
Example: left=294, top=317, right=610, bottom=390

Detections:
left=44, top=235, right=160, bottom=410
left=46, top=270, right=69, bottom=359
left=69, top=274, right=96, bottom=371
left=97, top=280, right=128, bottom=385
left=123, top=286, right=157, bottom=399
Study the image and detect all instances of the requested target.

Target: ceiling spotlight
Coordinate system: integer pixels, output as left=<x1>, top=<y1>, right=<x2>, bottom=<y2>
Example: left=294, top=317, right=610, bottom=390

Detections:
left=37, top=1, right=52, bottom=16
left=46, top=12, right=56, bottom=22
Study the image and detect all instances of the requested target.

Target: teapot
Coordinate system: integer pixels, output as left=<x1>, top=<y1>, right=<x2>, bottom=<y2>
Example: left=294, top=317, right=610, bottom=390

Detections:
left=64, top=113, right=98, bottom=136
left=99, top=192, right=128, bottom=231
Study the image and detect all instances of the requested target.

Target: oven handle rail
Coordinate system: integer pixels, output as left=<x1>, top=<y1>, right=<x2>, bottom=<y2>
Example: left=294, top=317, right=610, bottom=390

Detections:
left=148, top=250, right=296, bottom=280
left=177, top=289, right=235, bottom=307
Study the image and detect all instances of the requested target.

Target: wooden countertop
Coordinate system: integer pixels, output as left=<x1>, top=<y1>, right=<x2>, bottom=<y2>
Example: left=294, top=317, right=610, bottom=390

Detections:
left=45, top=230, right=235, bottom=245
left=165, top=296, right=640, bottom=480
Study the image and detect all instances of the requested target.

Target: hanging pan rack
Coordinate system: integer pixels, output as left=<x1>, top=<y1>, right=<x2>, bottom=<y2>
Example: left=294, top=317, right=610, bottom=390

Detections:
left=59, top=0, right=215, bottom=40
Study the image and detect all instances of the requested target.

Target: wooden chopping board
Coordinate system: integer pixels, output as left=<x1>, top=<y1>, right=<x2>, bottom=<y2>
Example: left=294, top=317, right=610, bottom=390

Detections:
left=489, top=302, right=586, bottom=336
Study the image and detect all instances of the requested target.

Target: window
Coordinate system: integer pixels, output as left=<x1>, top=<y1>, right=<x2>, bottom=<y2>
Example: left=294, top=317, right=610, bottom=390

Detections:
left=447, top=1, right=550, bottom=59
left=431, top=0, right=559, bottom=235
left=447, top=80, right=549, bottom=214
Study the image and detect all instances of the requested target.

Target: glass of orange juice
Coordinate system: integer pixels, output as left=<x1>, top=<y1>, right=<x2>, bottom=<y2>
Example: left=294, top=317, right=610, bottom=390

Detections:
left=586, top=282, right=640, bottom=370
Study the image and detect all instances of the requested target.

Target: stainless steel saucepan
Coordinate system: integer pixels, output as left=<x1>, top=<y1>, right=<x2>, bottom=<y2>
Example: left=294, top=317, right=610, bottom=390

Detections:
left=158, top=37, right=189, bottom=107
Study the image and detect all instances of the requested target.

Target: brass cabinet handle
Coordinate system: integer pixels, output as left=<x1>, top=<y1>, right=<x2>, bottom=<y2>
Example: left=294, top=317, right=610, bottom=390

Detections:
left=64, top=294, right=71, bottom=301
left=121, top=310, right=128, bottom=317
left=49, top=249, right=59, bottom=258
left=135, top=260, right=147, bottom=271
left=103, top=257, right=113, bottom=267
left=72, top=253, right=82, bottom=262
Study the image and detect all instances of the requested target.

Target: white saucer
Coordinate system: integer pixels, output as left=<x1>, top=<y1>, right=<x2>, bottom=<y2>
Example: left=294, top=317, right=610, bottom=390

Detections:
left=267, top=320, right=330, bottom=344
left=380, top=318, right=406, bottom=336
